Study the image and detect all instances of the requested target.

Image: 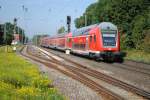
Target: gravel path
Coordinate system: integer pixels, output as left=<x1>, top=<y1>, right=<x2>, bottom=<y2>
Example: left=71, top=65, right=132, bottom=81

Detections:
left=19, top=48, right=101, bottom=100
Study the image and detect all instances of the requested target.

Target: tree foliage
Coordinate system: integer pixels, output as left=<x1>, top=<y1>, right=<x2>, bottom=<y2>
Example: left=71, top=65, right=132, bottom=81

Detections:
left=142, top=29, right=150, bottom=53
left=32, top=34, right=49, bottom=45
left=57, top=26, right=65, bottom=34
left=0, top=22, right=25, bottom=45
left=74, top=0, right=150, bottom=52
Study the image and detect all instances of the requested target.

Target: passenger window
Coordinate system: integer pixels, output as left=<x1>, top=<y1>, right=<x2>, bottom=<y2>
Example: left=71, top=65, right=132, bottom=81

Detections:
left=90, top=36, right=92, bottom=42
left=94, top=35, right=96, bottom=42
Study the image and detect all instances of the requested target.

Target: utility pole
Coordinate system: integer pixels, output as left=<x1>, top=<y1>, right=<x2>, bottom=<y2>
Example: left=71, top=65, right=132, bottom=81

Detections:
left=13, top=18, right=17, bottom=42
left=0, top=5, right=7, bottom=52
left=4, top=23, right=6, bottom=44
left=12, top=18, right=17, bottom=51
left=22, top=29, right=24, bottom=44
left=4, top=23, right=8, bottom=52
left=36, top=35, right=38, bottom=46
left=85, top=14, right=87, bottom=26
left=14, top=18, right=17, bottom=34
left=22, top=5, right=28, bottom=44
left=22, top=31, right=24, bottom=44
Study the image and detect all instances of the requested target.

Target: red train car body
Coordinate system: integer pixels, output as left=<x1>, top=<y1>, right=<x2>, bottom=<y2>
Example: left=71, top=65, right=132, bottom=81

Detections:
left=40, top=22, right=124, bottom=61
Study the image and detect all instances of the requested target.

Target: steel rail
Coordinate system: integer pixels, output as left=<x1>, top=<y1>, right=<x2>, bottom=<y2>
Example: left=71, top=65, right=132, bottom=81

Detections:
left=20, top=46, right=123, bottom=100
left=42, top=47, right=150, bottom=99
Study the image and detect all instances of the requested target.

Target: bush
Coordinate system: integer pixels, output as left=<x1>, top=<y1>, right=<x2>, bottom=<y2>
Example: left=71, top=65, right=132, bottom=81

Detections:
left=0, top=47, right=65, bottom=100
left=142, top=30, right=150, bottom=53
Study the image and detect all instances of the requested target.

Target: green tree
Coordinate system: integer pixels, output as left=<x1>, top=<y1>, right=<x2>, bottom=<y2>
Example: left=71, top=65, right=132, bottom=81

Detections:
left=5, top=22, right=14, bottom=45
left=57, top=26, right=65, bottom=34
left=74, top=17, right=85, bottom=28
left=142, top=30, right=150, bottom=53
left=74, top=0, right=150, bottom=50
left=32, top=34, right=49, bottom=45
left=0, top=24, right=4, bottom=45
left=0, top=22, right=26, bottom=45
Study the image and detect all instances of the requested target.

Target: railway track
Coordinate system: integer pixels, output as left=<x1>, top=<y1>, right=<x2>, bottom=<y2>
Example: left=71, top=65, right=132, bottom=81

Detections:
left=41, top=47, right=150, bottom=99
left=121, top=60, right=150, bottom=71
left=106, top=62, right=150, bottom=76
left=20, top=45, right=123, bottom=100
left=110, top=59, right=150, bottom=75
left=41, top=47, right=150, bottom=76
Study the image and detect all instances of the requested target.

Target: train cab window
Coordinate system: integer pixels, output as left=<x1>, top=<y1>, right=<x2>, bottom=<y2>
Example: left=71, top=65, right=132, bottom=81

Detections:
left=94, top=35, right=96, bottom=42
left=90, top=36, right=92, bottom=42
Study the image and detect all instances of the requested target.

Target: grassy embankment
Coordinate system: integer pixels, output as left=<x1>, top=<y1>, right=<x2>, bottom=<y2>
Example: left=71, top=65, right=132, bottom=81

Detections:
left=0, top=46, right=65, bottom=100
left=124, top=49, right=150, bottom=63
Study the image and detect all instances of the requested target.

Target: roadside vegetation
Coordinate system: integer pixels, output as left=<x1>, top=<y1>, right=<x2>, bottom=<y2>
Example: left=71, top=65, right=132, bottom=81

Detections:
left=0, top=46, right=65, bottom=100
left=124, top=49, right=150, bottom=63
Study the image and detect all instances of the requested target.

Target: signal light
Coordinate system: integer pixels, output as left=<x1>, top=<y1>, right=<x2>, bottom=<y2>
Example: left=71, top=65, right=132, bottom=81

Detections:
left=67, top=16, right=71, bottom=24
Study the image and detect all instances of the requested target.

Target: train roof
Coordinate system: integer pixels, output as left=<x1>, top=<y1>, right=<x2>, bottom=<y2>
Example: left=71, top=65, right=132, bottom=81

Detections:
left=72, top=24, right=98, bottom=36
left=48, top=32, right=67, bottom=38
left=56, top=32, right=67, bottom=38
left=98, top=22, right=117, bottom=31
left=72, top=22, right=117, bottom=36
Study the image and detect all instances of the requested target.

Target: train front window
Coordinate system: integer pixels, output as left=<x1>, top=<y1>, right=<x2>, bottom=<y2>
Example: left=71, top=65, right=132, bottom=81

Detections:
left=102, top=31, right=117, bottom=47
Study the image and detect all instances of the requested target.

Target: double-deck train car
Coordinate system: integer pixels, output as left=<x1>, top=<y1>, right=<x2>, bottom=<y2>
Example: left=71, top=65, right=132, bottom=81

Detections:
left=40, top=22, right=124, bottom=61
left=41, top=33, right=67, bottom=50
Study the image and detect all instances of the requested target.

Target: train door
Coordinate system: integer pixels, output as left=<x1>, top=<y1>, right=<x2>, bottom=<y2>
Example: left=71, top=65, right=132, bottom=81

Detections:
left=88, top=33, right=97, bottom=50
left=93, top=34, right=97, bottom=50
left=85, top=36, right=89, bottom=50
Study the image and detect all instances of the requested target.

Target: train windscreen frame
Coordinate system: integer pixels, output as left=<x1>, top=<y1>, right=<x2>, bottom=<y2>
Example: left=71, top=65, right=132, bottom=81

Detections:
left=101, top=30, right=117, bottom=47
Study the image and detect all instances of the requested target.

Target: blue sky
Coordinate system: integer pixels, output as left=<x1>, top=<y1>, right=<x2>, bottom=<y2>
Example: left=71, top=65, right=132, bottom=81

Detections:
left=0, top=0, right=96, bottom=37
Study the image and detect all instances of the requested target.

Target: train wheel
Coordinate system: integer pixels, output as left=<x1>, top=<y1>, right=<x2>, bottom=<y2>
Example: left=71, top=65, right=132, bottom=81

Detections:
left=89, top=53, right=94, bottom=59
left=116, top=57, right=124, bottom=63
left=103, top=57, right=114, bottom=63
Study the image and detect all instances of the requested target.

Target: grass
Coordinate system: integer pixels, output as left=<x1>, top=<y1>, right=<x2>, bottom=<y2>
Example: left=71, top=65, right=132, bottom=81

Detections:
left=0, top=46, right=65, bottom=100
left=124, top=49, right=150, bottom=63
left=0, top=45, right=24, bottom=53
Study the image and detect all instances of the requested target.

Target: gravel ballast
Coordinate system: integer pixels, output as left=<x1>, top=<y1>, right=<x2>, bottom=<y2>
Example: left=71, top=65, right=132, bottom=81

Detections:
left=19, top=49, right=101, bottom=100
left=39, top=64, right=101, bottom=100
left=45, top=48, right=150, bottom=92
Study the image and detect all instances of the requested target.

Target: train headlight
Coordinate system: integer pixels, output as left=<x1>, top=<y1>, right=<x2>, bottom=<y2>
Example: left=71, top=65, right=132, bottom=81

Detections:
left=108, top=48, right=111, bottom=50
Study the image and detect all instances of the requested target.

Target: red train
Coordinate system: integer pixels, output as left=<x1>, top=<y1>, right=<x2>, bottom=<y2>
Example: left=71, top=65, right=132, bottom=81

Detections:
left=40, top=22, right=124, bottom=61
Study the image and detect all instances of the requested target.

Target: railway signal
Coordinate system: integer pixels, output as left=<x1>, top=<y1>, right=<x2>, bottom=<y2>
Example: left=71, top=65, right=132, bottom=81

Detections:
left=67, top=16, right=71, bottom=32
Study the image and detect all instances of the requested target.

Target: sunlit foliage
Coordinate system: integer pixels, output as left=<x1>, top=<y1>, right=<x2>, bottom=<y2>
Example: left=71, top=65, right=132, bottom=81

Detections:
left=75, top=0, right=150, bottom=51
